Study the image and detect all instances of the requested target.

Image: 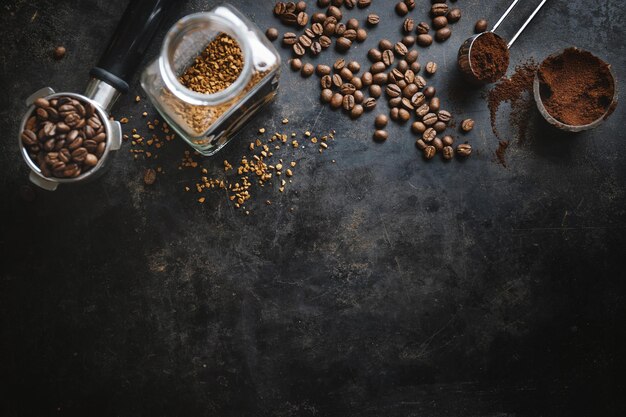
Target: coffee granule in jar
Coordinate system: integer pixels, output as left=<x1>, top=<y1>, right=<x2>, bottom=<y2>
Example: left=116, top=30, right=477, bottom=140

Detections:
left=538, top=48, right=615, bottom=126
left=471, top=33, right=509, bottom=82
left=179, top=34, right=244, bottom=94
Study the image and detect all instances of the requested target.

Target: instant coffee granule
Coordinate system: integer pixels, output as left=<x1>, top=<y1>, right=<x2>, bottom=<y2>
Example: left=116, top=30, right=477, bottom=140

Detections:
left=538, top=48, right=615, bottom=126
left=471, top=33, right=509, bottom=82
left=179, top=33, right=244, bottom=94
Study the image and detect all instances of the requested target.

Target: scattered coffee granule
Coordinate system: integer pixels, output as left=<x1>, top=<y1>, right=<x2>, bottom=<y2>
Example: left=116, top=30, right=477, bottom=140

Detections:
left=53, top=46, right=66, bottom=60
left=495, top=140, right=509, bottom=167
left=179, top=33, right=244, bottom=94
left=471, top=32, right=509, bottom=82
left=538, top=48, right=615, bottom=126
left=488, top=60, right=538, bottom=146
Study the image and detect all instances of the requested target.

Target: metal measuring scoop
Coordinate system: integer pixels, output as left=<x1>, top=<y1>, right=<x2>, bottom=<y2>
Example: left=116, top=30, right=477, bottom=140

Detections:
left=458, top=0, right=548, bottom=84
left=18, top=0, right=176, bottom=191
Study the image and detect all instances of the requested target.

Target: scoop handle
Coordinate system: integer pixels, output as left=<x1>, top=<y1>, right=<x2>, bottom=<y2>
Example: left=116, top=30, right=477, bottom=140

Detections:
left=89, top=0, right=176, bottom=94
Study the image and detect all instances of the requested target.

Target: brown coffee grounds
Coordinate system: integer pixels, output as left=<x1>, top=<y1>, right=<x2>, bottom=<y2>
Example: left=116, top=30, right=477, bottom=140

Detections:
left=487, top=60, right=538, bottom=144
left=538, top=48, right=615, bottom=126
left=471, top=33, right=510, bottom=82
left=495, top=140, right=509, bottom=167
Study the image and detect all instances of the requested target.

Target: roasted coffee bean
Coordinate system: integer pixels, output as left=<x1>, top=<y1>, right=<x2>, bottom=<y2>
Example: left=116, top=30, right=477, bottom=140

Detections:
left=310, top=41, right=322, bottom=55
left=386, top=84, right=402, bottom=98
left=416, top=22, right=430, bottom=35
left=319, top=35, right=332, bottom=48
left=431, top=3, right=449, bottom=16
left=433, top=121, right=447, bottom=133
left=371, top=61, right=386, bottom=74
left=317, top=64, right=331, bottom=76
left=368, top=48, right=382, bottom=62
left=442, top=135, right=454, bottom=146
left=425, top=62, right=437, bottom=75
left=36, top=107, right=49, bottom=120
left=411, top=92, right=426, bottom=107
left=92, top=132, right=106, bottom=143
left=372, top=72, right=387, bottom=84
left=423, top=113, right=438, bottom=126
left=438, top=110, right=452, bottom=123
left=53, top=46, right=66, bottom=60
left=324, top=15, right=337, bottom=26
left=321, top=75, right=333, bottom=88
left=312, top=12, right=326, bottom=23
left=334, top=58, right=346, bottom=70
left=435, top=27, right=452, bottom=42
left=416, top=103, right=430, bottom=117
left=34, top=97, right=49, bottom=107
left=274, top=2, right=287, bottom=15
left=281, top=13, right=298, bottom=26
left=402, top=35, right=416, bottom=47
left=405, top=50, right=419, bottom=64
left=442, top=145, right=454, bottom=160
left=391, top=68, right=404, bottom=81
left=318, top=0, right=330, bottom=6
left=299, top=34, right=312, bottom=48
left=296, top=11, right=309, bottom=26
left=311, top=22, right=324, bottom=36
left=290, top=58, right=303, bottom=70
left=293, top=43, right=306, bottom=56
left=432, top=137, right=444, bottom=151
left=350, top=104, right=364, bottom=119
left=373, top=129, right=388, bottom=142
left=339, top=67, right=353, bottom=80
left=301, top=63, right=314, bottom=77
left=417, top=34, right=433, bottom=47
left=347, top=61, right=361, bottom=73
left=403, top=84, right=418, bottom=98
left=423, top=145, right=436, bottom=159
left=354, top=90, right=364, bottom=103
left=461, top=119, right=475, bottom=132
left=416, top=139, right=427, bottom=150
left=423, top=128, right=437, bottom=142
left=432, top=16, right=448, bottom=29
left=395, top=2, right=408, bottom=16
left=390, top=107, right=400, bottom=121
left=475, top=19, right=488, bottom=33
left=341, top=83, right=356, bottom=95
left=398, top=108, right=411, bottom=123
left=412, top=121, right=427, bottom=134
left=448, top=8, right=462, bottom=23
left=71, top=147, right=88, bottom=162
left=342, top=94, right=355, bottom=111
left=330, top=93, right=344, bottom=109
left=362, top=71, right=373, bottom=86
left=321, top=88, right=334, bottom=103
left=382, top=49, right=395, bottom=67
left=423, top=85, right=436, bottom=98
left=401, top=97, right=414, bottom=110
left=21, top=130, right=37, bottom=146
left=304, top=27, right=316, bottom=39
left=357, top=0, right=371, bottom=7
left=378, top=39, right=393, bottom=51
left=397, top=60, right=409, bottom=73
left=323, top=22, right=336, bottom=36
left=429, top=97, right=440, bottom=112
left=403, top=18, right=415, bottom=33
left=367, top=13, right=380, bottom=25
left=351, top=77, right=363, bottom=89
left=335, top=23, right=346, bottom=36
left=394, top=42, right=408, bottom=56
left=356, top=28, right=368, bottom=42
left=411, top=61, right=421, bottom=73
left=347, top=18, right=359, bottom=30
left=84, top=139, right=97, bottom=152
left=266, top=28, right=279, bottom=41
left=332, top=74, right=343, bottom=87
left=375, top=114, right=388, bottom=128
left=345, top=0, right=356, bottom=8
left=389, top=96, right=402, bottom=108
left=96, top=142, right=106, bottom=158
left=327, top=5, right=342, bottom=20
left=457, top=143, right=472, bottom=156
left=369, top=84, right=382, bottom=98
left=296, top=1, right=306, bottom=12
left=336, top=37, right=352, bottom=51
left=404, top=70, right=415, bottom=84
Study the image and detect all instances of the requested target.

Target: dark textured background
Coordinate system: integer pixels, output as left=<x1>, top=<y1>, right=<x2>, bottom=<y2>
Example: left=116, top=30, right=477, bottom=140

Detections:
left=1, top=0, right=625, bottom=416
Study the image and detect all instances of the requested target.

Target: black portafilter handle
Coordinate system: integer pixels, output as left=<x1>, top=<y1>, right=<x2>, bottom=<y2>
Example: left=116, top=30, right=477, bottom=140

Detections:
left=89, top=0, right=177, bottom=94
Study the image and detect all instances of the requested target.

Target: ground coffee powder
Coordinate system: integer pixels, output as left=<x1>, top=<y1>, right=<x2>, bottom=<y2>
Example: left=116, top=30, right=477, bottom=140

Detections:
left=471, top=33, right=510, bottom=82
left=538, top=48, right=615, bottom=126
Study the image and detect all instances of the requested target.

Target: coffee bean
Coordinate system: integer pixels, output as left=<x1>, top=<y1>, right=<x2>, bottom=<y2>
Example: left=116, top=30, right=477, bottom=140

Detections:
left=402, top=35, right=416, bottom=47
left=351, top=77, right=363, bottom=90
left=456, top=143, right=472, bottom=156
left=438, top=110, right=452, bottom=123
left=394, top=42, right=408, bottom=56
left=391, top=68, right=404, bottom=81
left=323, top=22, right=336, bottom=36
left=299, top=34, right=312, bottom=48
left=354, top=90, right=364, bottom=103
left=371, top=61, right=386, bottom=74
left=378, top=39, right=393, bottom=51
left=357, top=0, right=371, bottom=7
left=447, top=8, right=461, bottom=23
left=312, top=12, right=326, bottom=23
left=290, top=58, right=302, bottom=70
left=345, top=0, right=356, bottom=8
left=425, top=61, right=437, bottom=75
left=346, top=18, right=359, bottom=30
left=370, top=84, right=382, bottom=98
left=461, top=119, right=475, bottom=132
left=442, top=145, right=454, bottom=160
left=417, top=34, right=433, bottom=47
left=327, top=5, right=342, bottom=20
left=442, top=135, right=454, bottom=146
left=373, top=129, right=388, bottom=142
left=362, top=71, right=373, bottom=85
left=411, top=92, right=426, bottom=107
left=321, top=75, right=332, bottom=88
left=96, top=142, right=106, bottom=158
left=319, top=35, right=332, bottom=48
left=435, top=27, right=452, bottom=42
left=386, top=84, right=402, bottom=98
left=401, top=97, right=414, bottom=111
left=433, top=121, right=447, bottom=133
left=398, top=108, right=411, bottom=123
left=423, top=113, right=438, bottom=126
left=368, top=48, right=382, bottom=62
left=423, top=86, right=436, bottom=98
left=343, top=94, right=356, bottom=111
left=351, top=104, right=364, bottom=119
left=416, top=103, right=430, bottom=117
left=412, top=121, right=427, bottom=134
left=311, top=22, right=324, bottom=36
left=411, top=61, right=421, bottom=73
left=332, top=74, right=343, bottom=87
left=296, top=1, right=307, bottom=11
left=266, top=28, right=279, bottom=41
left=144, top=168, right=157, bottom=185
left=372, top=72, right=387, bottom=84
left=310, top=41, right=322, bottom=55
left=382, top=50, right=395, bottom=67
left=403, top=18, right=415, bottom=33
left=330, top=93, right=344, bottom=109
left=431, top=3, right=448, bottom=16
left=389, top=97, right=402, bottom=108
left=340, top=83, right=356, bottom=95
left=336, top=37, right=352, bottom=51
left=339, top=67, right=353, bottom=81
left=429, top=97, right=441, bottom=112
left=53, top=46, right=66, bottom=60
left=21, top=130, right=37, bottom=146
left=347, top=61, right=361, bottom=73
left=390, top=108, right=400, bottom=121
left=356, top=28, right=368, bottom=42
left=475, top=19, right=488, bottom=33
left=293, top=43, right=306, bottom=56
left=416, top=22, right=430, bottom=35
left=343, top=28, right=357, bottom=40
left=395, top=2, right=408, bottom=16
left=432, top=16, right=448, bottom=29
left=281, top=13, right=298, bottom=26
left=416, top=139, right=427, bottom=150
left=367, top=14, right=380, bottom=25
left=405, top=50, right=419, bottom=64
left=296, top=11, right=309, bottom=26
left=397, top=60, right=409, bottom=73
left=316, top=65, right=331, bottom=77
left=318, top=0, right=330, bottom=7
left=321, top=88, right=333, bottom=103
left=333, top=58, right=346, bottom=71
left=375, top=114, right=388, bottom=128
left=274, top=2, right=286, bottom=15
left=423, top=145, right=437, bottom=159
left=301, top=63, right=314, bottom=77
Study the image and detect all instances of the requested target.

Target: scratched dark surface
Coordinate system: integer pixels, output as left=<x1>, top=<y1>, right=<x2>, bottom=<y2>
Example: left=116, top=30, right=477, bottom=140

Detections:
left=1, top=0, right=625, bottom=416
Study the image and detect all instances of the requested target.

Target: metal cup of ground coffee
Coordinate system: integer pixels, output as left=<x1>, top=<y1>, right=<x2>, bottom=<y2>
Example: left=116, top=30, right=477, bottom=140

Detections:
left=533, top=47, right=618, bottom=132
left=141, top=4, right=281, bottom=156
left=458, top=32, right=510, bottom=84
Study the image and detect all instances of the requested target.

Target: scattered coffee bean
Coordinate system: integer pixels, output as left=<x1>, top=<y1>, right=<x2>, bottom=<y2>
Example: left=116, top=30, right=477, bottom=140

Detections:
left=425, top=61, right=437, bottom=75
left=461, top=118, right=475, bottom=132
left=382, top=50, right=395, bottom=66
left=336, top=36, right=352, bottom=51
left=415, top=139, right=427, bottom=150
left=429, top=97, right=440, bottom=112
left=375, top=114, right=388, bottom=128
left=354, top=90, right=365, bottom=103
left=447, top=8, right=462, bottom=23
left=475, top=19, right=488, bottom=33
left=430, top=3, right=448, bottom=17
left=416, top=22, right=430, bottom=35
left=432, top=137, right=444, bottom=151
left=367, top=14, right=380, bottom=25
left=301, top=63, right=314, bottom=77
left=350, top=104, right=364, bottom=119
left=395, top=2, right=409, bottom=16
left=330, top=92, right=344, bottom=109
left=374, top=129, right=388, bottom=141
left=317, top=64, right=331, bottom=76
left=347, top=61, right=361, bottom=73
left=442, top=135, right=454, bottom=146
left=432, top=16, right=448, bottom=30
left=266, top=28, right=279, bottom=41
left=412, top=121, right=426, bottom=134
left=417, top=34, right=433, bottom=47
left=423, top=145, right=436, bottom=159
left=403, top=18, right=415, bottom=33
left=442, top=145, right=454, bottom=160
left=53, top=46, right=66, bottom=60
left=290, top=58, right=302, bottom=71
left=402, top=35, right=416, bottom=47
left=362, top=71, right=373, bottom=85
left=368, top=48, right=382, bottom=62
left=394, top=42, right=408, bottom=56
left=423, top=86, right=436, bottom=98
left=321, top=88, right=333, bottom=103
left=370, top=84, right=382, bottom=98
left=342, top=94, right=356, bottom=111
left=435, top=27, right=452, bottom=42
left=144, top=168, right=157, bottom=185
left=456, top=143, right=472, bottom=156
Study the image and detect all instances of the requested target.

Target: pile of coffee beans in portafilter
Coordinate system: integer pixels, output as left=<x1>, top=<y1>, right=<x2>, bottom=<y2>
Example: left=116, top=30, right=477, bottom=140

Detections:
left=267, top=0, right=474, bottom=161
left=21, top=96, right=106, bottom=178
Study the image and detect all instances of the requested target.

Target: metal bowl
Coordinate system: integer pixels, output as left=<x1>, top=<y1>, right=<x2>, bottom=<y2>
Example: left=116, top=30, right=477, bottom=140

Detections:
left=533, top=48, right=618, bottom=132
left=457, top=32, right=509, bottom=85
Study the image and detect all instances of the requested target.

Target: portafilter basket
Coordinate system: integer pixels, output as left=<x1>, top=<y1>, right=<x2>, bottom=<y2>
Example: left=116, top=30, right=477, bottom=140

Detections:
left=18, top=0, right=176, bottom=191
left=458, top=0, right=548, bottom=84
left=533, top=48, right=619, bottom=132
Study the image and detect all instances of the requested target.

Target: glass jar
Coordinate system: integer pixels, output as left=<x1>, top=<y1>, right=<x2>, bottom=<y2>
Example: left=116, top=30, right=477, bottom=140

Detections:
left=140, top=4, right=281, bottom=156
